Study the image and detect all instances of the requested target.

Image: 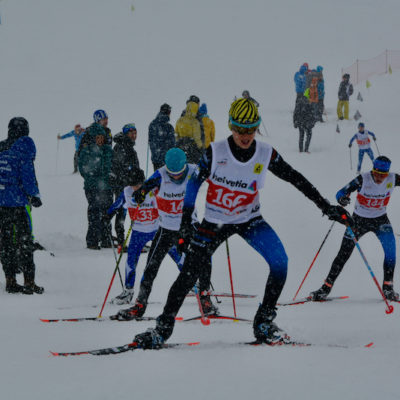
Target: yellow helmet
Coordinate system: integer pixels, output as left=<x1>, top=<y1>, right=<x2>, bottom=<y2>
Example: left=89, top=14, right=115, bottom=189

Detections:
left=228, top=98, right=261, bottom=131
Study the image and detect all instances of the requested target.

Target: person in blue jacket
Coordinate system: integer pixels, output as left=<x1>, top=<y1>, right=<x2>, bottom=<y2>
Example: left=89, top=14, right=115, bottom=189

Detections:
left=0, top=117, right=44, bottom=294
left=148, top=104, right=176, bottom=171
left=294, top=64, right=308, bottom=104
left=349, top=122, right=377, bottom=174
left=316, top=65, right=325, bottom=122
left=57, top=124, right=86, bottom=173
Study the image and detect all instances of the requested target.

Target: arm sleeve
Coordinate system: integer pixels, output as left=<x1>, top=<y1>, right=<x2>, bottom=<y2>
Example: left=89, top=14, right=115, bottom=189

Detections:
left=349, top=134, right=357, bottom=145
left=395, top=174, right=400, bottom=186
left=141, top=170, right=162, bottom=195
left=336, top=176, right=363, bottom=201
left=267, top=149, right=329, bottom=211
left=107, top=191, right=126, bottom=215
left=59, top=131, right=75, bottom=140
left=368, top=131, right=376, bottom=139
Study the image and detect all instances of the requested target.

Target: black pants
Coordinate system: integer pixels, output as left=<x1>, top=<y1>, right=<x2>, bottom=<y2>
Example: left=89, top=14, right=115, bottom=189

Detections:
left=113, top=189, right=126, bottom=245
left=73, top=151, right=78, bottom=173
left=325, top=214, right=396, bottom=286
left=0, top=207, right=35, bottom=281
left=84, top=189, right=113, bottom=247
left=176, top=138, right=203, bottom=164
left=137, top=226, right=211, bottom=305
left=299, top=127, right=312, bottom=152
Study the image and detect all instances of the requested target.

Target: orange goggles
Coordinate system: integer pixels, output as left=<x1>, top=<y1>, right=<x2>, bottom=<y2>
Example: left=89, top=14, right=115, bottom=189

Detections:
left=372, top=169, right=389, bottom=176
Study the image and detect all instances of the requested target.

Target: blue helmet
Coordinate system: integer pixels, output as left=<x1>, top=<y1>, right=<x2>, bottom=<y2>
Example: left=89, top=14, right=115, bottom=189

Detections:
left=93, top=109, right=108, bottom=123
left=358, top=122, right=365, bottom=129
left=165, top=148, right=187, bottom=175
left=316, top=65, right=323, bottom=72
left=373, top=156, right=391, bottom=173
left=122, top=123, right=136, bottom=134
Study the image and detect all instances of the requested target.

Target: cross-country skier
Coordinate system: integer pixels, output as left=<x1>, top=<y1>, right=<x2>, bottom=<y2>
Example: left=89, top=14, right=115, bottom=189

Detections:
left=107, top=167, right=183, bottom=305
left=131, top=98, right=350, bottom=348
left=310, top=156, right=399, bottom=301
left=349, top=122, right=377, bottom=174
left=116, top=148, right=216, bottom=319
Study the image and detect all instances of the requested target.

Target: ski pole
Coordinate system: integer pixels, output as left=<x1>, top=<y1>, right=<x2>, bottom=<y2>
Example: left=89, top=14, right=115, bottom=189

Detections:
left=210, top=281, right=221, bottom=304
left=225, top=239, right=237, bottom=318
left=56, top=137, right=60, bottom=174
left=192, top=282, right=210, bottom=326
left=109, top=231, right=124, bottom=289
left=349, top=147, right=353, bottom=170
left=145, top=142, right=150, bottom=178
left=260, top=115, right=269, bottom=137
left=98, top=223, right=133, bottom=318
left=374, top=140, right=381, bottom=156
left=293, top=221, right=335, bottom=300
left=341, top=215, right=394, bottom=314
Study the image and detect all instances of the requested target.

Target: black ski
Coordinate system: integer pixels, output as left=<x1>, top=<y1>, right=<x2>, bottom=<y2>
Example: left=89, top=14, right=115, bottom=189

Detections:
left=277, top=295, right=349, bottom=306
left=50, top=341, right=200, bottom=357
left=183, top=314, right=251, bottom=322
left=186, top=292, right=256, bottom=299
left=40, top=315, right=184, bottom=323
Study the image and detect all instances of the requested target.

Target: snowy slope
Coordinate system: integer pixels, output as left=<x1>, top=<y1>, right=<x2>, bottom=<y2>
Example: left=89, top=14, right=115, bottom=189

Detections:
left=0, top=1, right=400, bottom=399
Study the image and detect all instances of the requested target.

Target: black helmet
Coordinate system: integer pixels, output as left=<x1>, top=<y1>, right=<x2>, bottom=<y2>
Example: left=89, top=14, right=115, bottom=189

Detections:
left=186, top=95, right=200, bottom=104
left=160, top=103, right=171, bottom=115
left=8, top=117, right=29, bottom=139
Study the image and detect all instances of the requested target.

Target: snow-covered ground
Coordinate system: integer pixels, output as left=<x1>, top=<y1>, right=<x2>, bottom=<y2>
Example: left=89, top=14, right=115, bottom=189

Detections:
left=0, top=1, right=400, bottom=399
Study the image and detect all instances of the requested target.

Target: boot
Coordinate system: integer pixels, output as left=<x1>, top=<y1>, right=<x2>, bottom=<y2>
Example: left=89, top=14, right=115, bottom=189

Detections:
left=309, top=283, right=332, bottom=301
left=383, top=284, right=399, bottom=301
left=24, top=279, right=44, bottom=294
left=253, top=306, right=286, bottom=344
left=111, top=288, right=134, bottom=305
left=200, top=293, right=219, bottom=316
left=133, top=315, right=175, bottom=349
left=117, top=300, right=146, bottom=321
left=5, top=276, right=26, bottom=294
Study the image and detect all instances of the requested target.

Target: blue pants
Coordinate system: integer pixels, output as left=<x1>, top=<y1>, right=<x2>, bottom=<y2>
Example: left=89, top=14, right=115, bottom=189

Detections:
left=357, top=148, right=374, bottom=172
left=125, top=229, right=182, bottom=288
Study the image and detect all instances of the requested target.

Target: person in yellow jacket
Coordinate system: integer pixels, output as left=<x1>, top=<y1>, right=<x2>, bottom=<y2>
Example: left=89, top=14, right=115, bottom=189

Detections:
left=175, top=95, right=203, bottom=163
left=198, top=103, right=215, bottom=148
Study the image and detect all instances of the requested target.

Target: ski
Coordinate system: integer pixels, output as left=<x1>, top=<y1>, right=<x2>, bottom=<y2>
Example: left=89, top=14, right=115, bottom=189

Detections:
left=50, top=341, right=200, bottom=357
left=241, top=340, right=374, bottom=349
left=40, top=315, right=183, bottom=323
left=186, top=292, right=256, bottom=299
left=277, top=295, right=349, bottom=306
left=183, top=314, right=251, bottom=322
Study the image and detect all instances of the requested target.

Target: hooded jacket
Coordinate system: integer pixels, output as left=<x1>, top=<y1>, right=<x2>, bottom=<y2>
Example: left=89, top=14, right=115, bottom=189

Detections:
left=175, top=101, right=203, bottom=149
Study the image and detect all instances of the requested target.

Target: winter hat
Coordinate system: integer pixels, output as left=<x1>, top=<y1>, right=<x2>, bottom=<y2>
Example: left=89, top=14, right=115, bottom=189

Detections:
left=165, top=148, right=187, bottom=175
left=186, top=95, right=200, bottom=104
left=128, top=167, right=145, bottom=186
left=160, top=103, right=172, bottom=115
left=303, top=62, right=309, bottom=69
left=242, top=90, right=250, bottom=98
left=93, top=109, right=108, bottom=123
left=373, top=156, right=391, bottom=173
left=8, top=117, right=29, bottom=139
left=199, top=103, right=208, bottom=116
left=316, top=66, right=323, bottom=72
left=229, top=98, right=260, bottom=130
left=122, top=123, right=137, bottom=134
left=300, top=65, right=307, bottom=73
left=89, top=123, right=107, bottom=137
left=343, top=73, right=350, bottom=80
left=358, top=122, right=365, bottom=129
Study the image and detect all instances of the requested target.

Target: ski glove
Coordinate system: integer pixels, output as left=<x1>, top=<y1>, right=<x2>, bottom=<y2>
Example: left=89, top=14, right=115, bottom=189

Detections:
left=133, top=189, right=146, bottom=205
left=324, top=204, right=354, bottom=226
left=338, top=195, right=351, bottom=207
left=29, top=196, right=42, bottom=208
left=348, top=144, right=352, bottom=148
left=178, top=207, right=195, bottom=254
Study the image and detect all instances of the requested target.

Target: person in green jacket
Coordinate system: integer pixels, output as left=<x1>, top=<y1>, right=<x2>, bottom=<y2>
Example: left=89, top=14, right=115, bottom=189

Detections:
left=78, top=123, right=113, bottom=249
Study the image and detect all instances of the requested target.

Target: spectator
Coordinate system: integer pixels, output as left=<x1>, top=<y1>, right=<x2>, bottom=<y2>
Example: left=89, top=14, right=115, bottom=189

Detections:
left=337, top=74, right=353, bottom=120
left=316, top=66, right=325, bottom=122
left=78, top=123, right=113, bottom=249
left=0, top=117, right=44, bottom=294
left=148, top=103, right=175, bottom=171
left=175, top=95, right=203, bottom=163
left=242, top=90, right=260, bottom=107
left=293, top=93, right=316, bottom=153
left=294, top=65, right=308, bottom=104
left=198, top=103, right=215, bottom=148
left=308, top=70, right=320, bottom=121
left=109, top=123, right=140, bottom=246
left=57, top=124, right=86, bottom=173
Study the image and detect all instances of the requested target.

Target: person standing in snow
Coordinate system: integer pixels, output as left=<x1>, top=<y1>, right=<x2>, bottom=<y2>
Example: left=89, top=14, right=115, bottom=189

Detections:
left=107, top=167, right=183, bottom=305
left=131, top=98, right=350, bottom=349
left=294, top=64, right=308, bottom=105
left=293, top=93, right=316, bottom=153
left=148, top=103, right=176, bottom=171
left=0, top=117, right=44, bottom=294
left=310, top=156, right=399, bottom=301
left=348, top=122, right=377, bottom=174
left=57, top=124, right=86, bottom=173
left=116, top=148, right=216, bottom=320
left=337, top=74, right=353, bottom=120
left=316, top=66, right=325, bottom=122
left=109, top=123, right=140, bottom=246
left=198, top=103, right=215, bottom=148
left=78, top=123, right=113, bottom=249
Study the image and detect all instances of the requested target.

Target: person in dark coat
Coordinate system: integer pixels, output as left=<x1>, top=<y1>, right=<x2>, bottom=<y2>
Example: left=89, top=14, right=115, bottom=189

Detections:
left=78, top=123, right=113, bottom=249
left=293, top=94, right=316, bottom=153
left=0, top=117, right=44, bottom=294
left=148, top=103, right=176, bottom=171
left=109, top=123, right=140, bottom=245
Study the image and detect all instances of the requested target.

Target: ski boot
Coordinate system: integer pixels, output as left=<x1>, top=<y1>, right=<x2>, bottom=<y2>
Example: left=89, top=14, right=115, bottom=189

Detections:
left=309, top=283, right=332, bottom=301
left=5, top=277, right=26, bottom=294
left=383, top=283, right=399, bottom=301
left=200, top=293, right=219, bottom=316
left=133, top=315, right=175, bottom=349
left=116, top=300, right=146, bottom=321
left=253, top=306, right=288, bottom=345
left=111, top=288, right=134, bottom=305
left=24, top=280, right=44, bottom=294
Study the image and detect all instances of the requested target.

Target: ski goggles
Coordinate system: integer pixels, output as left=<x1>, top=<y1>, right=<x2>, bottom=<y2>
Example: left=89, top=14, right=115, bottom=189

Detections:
left=229, top=117, right=261, bottom=135
left=372, top=169, right=389, bottom=176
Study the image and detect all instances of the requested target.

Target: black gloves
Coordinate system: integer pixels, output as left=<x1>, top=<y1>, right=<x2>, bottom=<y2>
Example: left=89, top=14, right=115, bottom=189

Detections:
left=178, top=207, right=195, bottom=254
left=348, top=144, right=352, bottom=148
left=133, top=189, right=146, bottom=205
left=29, top=196, right=42, bottom=208
left=324, top=204, right=354, bottom=226
left=337, top=195, right=351, bottom=207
